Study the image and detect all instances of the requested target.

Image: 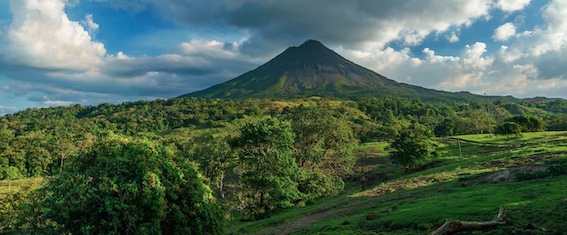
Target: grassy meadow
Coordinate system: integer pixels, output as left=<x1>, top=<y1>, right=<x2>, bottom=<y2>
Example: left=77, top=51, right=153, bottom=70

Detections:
left=227, top=131, right=567, bottom=234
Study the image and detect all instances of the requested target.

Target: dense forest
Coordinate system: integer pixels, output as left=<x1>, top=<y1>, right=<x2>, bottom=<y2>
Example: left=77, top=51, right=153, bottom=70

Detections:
left=1, top=96, right=567, bottom=233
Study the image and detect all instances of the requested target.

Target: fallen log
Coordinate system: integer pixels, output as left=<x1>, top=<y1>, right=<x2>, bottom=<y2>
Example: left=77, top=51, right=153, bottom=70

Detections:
left=431, top=206, right=506, bottom=235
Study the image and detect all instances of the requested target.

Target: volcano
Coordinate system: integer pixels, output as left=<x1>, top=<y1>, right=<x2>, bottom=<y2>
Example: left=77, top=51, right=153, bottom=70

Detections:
left=181, top=40, right=489, bottom=102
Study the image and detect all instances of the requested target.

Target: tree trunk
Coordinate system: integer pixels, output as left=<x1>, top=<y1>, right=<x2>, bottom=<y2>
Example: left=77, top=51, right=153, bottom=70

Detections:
left=431, top=206, right=506, bottom=235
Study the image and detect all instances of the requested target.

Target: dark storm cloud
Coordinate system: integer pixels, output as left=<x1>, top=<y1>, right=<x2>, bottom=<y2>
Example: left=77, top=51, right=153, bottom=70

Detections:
left=144, top=0, right=491, bottom=55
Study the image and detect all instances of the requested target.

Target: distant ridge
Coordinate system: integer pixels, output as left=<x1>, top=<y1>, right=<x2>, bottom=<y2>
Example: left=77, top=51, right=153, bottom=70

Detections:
left=181, top=40, right=514, bottom=102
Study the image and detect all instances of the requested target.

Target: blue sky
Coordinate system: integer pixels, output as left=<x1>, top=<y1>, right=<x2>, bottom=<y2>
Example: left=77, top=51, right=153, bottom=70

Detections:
left=1, top=0, right=567, bottom=114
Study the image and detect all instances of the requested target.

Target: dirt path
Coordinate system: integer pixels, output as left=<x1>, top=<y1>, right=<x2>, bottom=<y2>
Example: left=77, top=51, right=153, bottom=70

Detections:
left=255, top=152, right=564, bottom=235
left=257, top=191, right=424, bottom=235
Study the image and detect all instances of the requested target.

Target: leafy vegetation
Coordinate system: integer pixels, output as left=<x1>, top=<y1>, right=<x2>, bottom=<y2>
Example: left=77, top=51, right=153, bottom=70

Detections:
left=31, top=134, right=224, bottom=234
left=230, top=116, right=302, bottom=217
left=2, top=95, right=567, bottom=233
left=227, top=132, right=567, bottom=234
left=388, top=123, right=438, bottom=171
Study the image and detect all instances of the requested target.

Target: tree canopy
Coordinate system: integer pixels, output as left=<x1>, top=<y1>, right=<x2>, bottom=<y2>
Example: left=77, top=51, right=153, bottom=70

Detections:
left=388, top=123, right=438, bottom=171
left=34, top=134, right=224, bottom=234
left=230, top=117, right=302, bottom=217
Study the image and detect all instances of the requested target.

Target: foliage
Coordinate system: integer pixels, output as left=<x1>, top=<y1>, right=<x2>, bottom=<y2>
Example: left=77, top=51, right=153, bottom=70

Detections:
left=0, top=96, right=566, bottom=180
left=388, top=123, right=438, bottom=171
left=434, top=118, right=455, bottom=137
left=32, top=134, right=224, bottom=234
left=284, top=105, right=358, bottom=173
left=0, top=178, right=42, bottom=232
left=297, top=170, right=344, bottom=202
left=230, top=117, right=303, bottom=216
left=504, top=115, right=545, bottom=132
left=228, top=131, right=567, bottom=235
left=494, top=122, right=522, bottom=137
left=192, top=134, right=236, bottom=199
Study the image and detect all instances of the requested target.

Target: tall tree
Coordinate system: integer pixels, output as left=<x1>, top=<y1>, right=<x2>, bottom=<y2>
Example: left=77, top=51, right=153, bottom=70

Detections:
left=193, top=134, right=236, bottom=199
left=285, top=106, right=358, bottom=172
left=231, top=117, right=302, bottom=217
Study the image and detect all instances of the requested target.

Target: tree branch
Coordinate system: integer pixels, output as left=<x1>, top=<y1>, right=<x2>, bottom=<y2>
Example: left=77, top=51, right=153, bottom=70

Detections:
left=431, top=206, right=506, bottom=235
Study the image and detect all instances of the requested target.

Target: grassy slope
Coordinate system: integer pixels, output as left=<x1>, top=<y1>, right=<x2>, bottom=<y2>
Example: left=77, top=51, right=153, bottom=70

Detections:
left=229, top=131, right=567, bottom=234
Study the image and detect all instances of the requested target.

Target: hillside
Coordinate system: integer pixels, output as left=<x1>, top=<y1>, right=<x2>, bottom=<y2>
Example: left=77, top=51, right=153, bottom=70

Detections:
left=229, top=132, right=567, bottom=234
left=181, top=40, right=508, bottom=102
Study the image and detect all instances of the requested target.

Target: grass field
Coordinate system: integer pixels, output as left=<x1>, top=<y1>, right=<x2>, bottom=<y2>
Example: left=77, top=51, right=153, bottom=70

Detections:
left=228, top=131, right=567, bottom=234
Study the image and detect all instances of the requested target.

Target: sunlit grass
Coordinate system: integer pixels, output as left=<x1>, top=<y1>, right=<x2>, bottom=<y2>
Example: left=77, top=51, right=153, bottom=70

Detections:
left=230, top=131, right=567, bottom=234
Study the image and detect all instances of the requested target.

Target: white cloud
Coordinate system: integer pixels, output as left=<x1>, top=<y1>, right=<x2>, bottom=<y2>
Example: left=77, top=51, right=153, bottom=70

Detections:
left=493, top=23, right=517, bottom=41
left=461, top=42, right=494, bottom=70
left=527, top=0, right=567, bottom=56
left=496, top=0, right=531, bottom=12
left=448, top=33, right=460, bottom=43
left=3, top=0, right=106, bottom=71
left=178, top=39, right=241, bottom=60
left=82, top=14, right=99, bottom=34
left=0, top=105, right=17, bottom=115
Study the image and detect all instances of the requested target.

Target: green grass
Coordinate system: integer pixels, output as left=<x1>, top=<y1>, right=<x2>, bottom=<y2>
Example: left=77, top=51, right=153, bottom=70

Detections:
left=299, top=176, right=567, bottom=234
left=228, top=131, right=567, bottom=234
left=458, top=131, right=567, bottom=145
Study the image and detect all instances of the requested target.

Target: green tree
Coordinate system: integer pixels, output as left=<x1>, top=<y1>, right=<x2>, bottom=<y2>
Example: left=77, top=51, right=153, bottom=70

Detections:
left=193, top=134, right=236, bottom=199
left=33, top=134, right=224, bottom=234
left=231, top=117, right=302, bottom=217
left=285, top=106, right=358, bottom=172
left=434, top=118, right=455, bottom=137
left=388, top=123, right=438, bottom=171
left=505, top=115, right=545, bottom=132
left=495, top=121, right=522, bottom=137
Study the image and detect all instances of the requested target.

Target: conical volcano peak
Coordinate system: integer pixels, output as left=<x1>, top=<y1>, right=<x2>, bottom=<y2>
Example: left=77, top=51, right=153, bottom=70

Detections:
left=279, top=39, right=342, bottom=64
left=182, top=40, right=455, bottom=101
left=298, top=39, right=326, bottom=49
left=292, top=39, right=332, bottom=55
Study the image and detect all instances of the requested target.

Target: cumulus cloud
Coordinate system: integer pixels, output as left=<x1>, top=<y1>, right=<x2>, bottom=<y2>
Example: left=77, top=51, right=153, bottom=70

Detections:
left=448, top=33, right=460, bottom=43
left=496, top=0, right=531, bottom=12
left=3, top=0, right=106, bottom=71
left=493, top=23, right=517, bottom=41
left=82, top=14, right=99, bottom=34
left=339, top=0, right=567, bottom=99
left=0, top=0, right=260, bottom=107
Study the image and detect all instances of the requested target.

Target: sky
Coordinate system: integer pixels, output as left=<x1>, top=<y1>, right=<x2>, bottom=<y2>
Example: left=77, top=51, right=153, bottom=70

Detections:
left=1, top=0, right=567, bottom=115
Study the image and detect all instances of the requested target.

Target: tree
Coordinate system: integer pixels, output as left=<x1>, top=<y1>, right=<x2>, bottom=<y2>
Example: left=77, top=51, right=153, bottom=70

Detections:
left=389, top=123, right=438, bottom=171
left=193, top=134, right=236, bottom=199
left=505, top=115, right=545, bottom=132
left=285, top=106, right=358, bottom=173
left=434, top=118, right=455, bottom=137
left=283, top=106, right=358, bottom=201
left=230, top=117, right=302, bottom=217
left=34, top=134, right=224, bottom=234
left=494, top=122, right=522, bottom=137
